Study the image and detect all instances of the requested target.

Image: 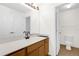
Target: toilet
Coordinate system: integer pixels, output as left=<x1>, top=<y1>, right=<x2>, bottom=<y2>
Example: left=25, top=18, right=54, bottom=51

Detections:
left=65, top=41, right=72, bottom=50
left=64, top=36, right=73, bottom=50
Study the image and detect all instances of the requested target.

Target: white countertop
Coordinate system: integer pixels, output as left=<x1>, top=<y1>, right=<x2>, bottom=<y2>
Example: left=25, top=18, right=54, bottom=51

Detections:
left=0, top=37, right=46, bottom=56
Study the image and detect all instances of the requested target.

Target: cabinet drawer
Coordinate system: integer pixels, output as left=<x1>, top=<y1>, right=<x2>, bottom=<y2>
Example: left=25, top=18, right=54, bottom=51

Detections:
left=27, top=40, right=44, bottom=53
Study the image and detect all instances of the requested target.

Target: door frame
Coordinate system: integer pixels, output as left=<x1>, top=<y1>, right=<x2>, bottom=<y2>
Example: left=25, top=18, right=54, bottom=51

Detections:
left=55, top=3, right=66, bottom=55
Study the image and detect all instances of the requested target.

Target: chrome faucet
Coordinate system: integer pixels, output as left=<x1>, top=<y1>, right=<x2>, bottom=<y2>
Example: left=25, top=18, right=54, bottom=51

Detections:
left=23, top=31, right=30, bottom=39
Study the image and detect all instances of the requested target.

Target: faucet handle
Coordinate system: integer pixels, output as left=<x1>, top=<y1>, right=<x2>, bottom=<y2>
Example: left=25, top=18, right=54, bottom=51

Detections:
left=10, top=32, right=14, bottom=34
left=23, top=31, right=26, bottom=33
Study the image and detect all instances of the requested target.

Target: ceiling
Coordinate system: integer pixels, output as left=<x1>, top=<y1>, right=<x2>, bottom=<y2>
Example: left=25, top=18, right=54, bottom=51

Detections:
left=0, top=3, right=31, bottom=13
left=57, top=3, right=79, bottom=12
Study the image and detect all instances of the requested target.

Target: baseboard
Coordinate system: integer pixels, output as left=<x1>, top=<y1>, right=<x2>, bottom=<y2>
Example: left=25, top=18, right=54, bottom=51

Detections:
left=47, top=54, right=51, bottom=56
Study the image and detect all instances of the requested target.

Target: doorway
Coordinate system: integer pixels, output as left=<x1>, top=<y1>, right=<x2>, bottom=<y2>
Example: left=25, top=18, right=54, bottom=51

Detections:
left=56, top=3, right=79, bottom=56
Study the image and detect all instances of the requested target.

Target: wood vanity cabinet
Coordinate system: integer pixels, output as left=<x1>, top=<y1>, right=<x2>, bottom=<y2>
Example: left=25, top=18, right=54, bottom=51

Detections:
left=27, top=49, right=39, bottom=56
left=39, top=46, right=45, bottom=56
left=7, top=48, right=26, bottom=56
left=26, top=39, right=45, bottom=56
left=8, top=38, right=49, bottom=56
left=44, top=39, right=49, bottom=55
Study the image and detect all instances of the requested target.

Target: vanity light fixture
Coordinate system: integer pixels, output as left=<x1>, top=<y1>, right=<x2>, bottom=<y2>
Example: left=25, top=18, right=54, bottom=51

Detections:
left=25, top=3, right=39, bottom=10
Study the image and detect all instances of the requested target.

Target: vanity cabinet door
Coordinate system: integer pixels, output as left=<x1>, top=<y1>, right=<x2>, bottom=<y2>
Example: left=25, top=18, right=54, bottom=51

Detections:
left=39, top=46, right=45, bottom=56
left=27, top=40, right=44, bottom=53
left=9, top=48, right=26, bottom=56
left=28, top=49, right=39, bottom=56
left=44, top=39, right=49, bottom=55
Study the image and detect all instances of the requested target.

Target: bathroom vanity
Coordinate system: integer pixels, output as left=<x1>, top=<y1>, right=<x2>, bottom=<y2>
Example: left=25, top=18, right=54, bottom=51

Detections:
left=0, top=37, right=49, bottom=56
left=7, top=38, right=48, bottom=56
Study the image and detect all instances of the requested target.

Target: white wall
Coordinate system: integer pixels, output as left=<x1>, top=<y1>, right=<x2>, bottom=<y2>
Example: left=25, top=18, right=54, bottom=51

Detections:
left=39, top=4, right=56, bottom=56
left=59, top=8, right=79, bottom=48
left=39, top=4, right=51, bottom=35
left=30, top=3, right=61, bottom=56
left=30, top=10, right=40, bottom=34
left=0, top=5, right=29, bottom=43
